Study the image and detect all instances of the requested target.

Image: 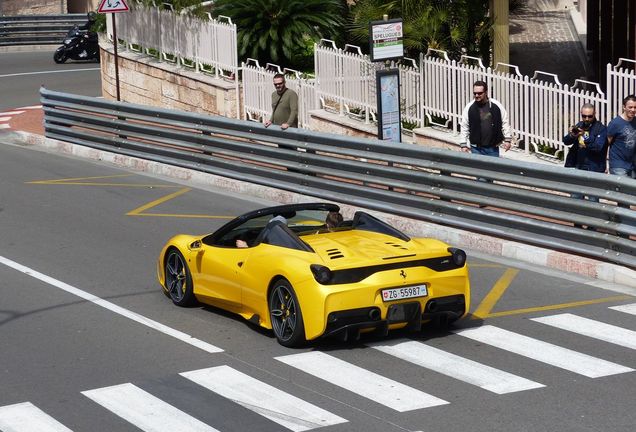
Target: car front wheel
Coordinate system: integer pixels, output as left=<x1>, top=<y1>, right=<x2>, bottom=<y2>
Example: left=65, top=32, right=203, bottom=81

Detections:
left=164, top=250, right=196, bottom=306
left=269, top=280, right=306, bottom=347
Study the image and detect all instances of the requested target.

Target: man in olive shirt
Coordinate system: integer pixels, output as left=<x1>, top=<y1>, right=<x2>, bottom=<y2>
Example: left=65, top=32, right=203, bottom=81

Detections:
left=264, top=73, right=298, bottom=129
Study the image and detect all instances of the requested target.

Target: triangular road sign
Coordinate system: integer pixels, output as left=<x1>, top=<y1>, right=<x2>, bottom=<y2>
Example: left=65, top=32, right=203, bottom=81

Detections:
left=98, top=0, right=129, bottom=13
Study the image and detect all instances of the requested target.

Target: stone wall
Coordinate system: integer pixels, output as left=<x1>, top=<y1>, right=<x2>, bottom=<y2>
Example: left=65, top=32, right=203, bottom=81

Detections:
left=99, top=41, right=241, bottom=120
left=1, top=0, right=66, bottom=15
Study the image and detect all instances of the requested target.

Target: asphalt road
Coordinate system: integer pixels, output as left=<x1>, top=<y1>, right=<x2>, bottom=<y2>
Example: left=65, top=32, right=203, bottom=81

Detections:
left=0, top=49, right=101, bottom=110
left=0, top=140, right=635, bottom=432
left=1, top=48, right=635, bottom=432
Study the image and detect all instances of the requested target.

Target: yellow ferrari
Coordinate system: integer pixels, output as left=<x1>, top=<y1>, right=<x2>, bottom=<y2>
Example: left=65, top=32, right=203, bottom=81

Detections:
left=157, top=203, right=470, bottom=347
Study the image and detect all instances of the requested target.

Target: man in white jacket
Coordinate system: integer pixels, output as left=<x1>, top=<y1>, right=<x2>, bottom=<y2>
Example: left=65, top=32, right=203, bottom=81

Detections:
left=459, top=80, right=512, bottom=157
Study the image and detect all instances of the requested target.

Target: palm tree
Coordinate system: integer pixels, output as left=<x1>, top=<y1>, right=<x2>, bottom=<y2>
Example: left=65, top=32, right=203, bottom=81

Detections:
left=347, top=0, right=493, bottom=63
left=212, top=0, right=345, bottom=70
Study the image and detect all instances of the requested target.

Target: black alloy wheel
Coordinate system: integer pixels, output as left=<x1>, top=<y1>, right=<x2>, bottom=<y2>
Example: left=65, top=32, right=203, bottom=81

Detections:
left=268, top=280, right=306, bottom=347
left=164, top=250, right=196, bottom=306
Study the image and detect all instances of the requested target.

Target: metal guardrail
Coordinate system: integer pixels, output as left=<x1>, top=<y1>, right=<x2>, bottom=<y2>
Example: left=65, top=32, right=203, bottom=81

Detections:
left=0, top=14, right=86, bottom=46
left=40, top=88, right=636, bottom=268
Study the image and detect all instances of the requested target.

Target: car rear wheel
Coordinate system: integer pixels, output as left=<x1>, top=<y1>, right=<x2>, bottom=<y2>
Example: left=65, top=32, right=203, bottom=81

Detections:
left=165, top=250, right=196, bottom=306
left=269, top=280, right=306, bottom=347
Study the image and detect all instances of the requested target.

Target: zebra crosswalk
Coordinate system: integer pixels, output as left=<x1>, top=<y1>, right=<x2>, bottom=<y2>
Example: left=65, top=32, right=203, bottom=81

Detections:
left=1, top=303, right=635, bottom=431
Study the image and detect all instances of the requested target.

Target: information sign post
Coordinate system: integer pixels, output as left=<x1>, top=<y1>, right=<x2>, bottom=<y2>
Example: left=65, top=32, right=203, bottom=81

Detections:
left=369, top=18, right=404, bottom=143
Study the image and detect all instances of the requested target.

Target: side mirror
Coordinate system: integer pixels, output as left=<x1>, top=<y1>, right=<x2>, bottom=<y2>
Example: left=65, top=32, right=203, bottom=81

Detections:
left=188, top=240, right=202, bottom=251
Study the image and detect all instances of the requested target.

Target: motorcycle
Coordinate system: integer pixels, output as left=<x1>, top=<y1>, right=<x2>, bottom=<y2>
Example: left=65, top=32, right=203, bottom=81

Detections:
left=53, top=25, right=99, bottom=64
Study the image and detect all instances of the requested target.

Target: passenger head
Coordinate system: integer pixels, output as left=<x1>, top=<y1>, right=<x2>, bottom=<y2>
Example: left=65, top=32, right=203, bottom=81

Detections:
left=325, top=211, right=343, bottom=229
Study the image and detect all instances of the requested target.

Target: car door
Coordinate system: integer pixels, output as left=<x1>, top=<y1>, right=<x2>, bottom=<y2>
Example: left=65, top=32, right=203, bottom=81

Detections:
left=190, top=244, right=249, bottom=312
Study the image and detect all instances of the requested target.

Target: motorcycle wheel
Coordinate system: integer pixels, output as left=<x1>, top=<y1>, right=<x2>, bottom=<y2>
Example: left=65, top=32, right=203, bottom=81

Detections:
left=53, top=50, right=67, bottom=64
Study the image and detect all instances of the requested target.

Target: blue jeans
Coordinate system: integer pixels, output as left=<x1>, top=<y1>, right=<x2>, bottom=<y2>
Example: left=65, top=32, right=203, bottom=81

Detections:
left=470, top=146, right=498, bottom=182
left=470, top=146, right=500, bottom=157
left=609, top=167, right=634, bottom=177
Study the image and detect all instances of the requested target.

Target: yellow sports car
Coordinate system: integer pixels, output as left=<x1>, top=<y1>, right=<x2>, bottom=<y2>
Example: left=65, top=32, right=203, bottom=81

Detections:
left=157, top=203, right=470, bottom=347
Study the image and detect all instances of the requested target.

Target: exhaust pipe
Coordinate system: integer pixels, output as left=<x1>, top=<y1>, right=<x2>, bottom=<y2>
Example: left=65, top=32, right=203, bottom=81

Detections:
left=368, top=308, right=381, bottom=320
left=427, top=300, right=438, bottom=312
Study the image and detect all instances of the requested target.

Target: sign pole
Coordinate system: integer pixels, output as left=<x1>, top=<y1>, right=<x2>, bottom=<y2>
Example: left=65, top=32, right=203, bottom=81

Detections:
left=112, top=13, right=121, bottom=101
left=98, top=0, right=128, bottom=101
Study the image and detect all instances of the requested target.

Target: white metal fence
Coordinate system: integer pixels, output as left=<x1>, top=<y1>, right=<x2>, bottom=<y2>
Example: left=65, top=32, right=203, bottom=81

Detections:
left=241, top=60, right=318, bottom=129
left=106, top=3, right=238, bottom=79
left=104, top=9, right=636, bottom=160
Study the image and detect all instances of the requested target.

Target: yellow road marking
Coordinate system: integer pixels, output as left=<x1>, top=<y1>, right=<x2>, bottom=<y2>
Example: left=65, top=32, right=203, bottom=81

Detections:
left=128, top=213, right=233, bottom=219
left=484, top=295, right=633, bottom=318
left=472, top=268, right=519, bottom=319
left=28, top=181, right=176, bottom=188
left=127, top=187, right=192, bottom=215
left=28, top=174, right=134, bottom=184
left=29, top=176, right=233, bottom=219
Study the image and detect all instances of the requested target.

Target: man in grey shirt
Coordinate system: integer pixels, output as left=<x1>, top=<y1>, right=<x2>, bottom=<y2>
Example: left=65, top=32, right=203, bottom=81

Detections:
left=264, top=73, right=298, bottom=130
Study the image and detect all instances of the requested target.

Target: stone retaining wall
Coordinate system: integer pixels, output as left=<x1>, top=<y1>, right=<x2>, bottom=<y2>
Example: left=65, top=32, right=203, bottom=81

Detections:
left=1, top=0, right=66, bottom=15
left=99, top=41, right=241, bottom=119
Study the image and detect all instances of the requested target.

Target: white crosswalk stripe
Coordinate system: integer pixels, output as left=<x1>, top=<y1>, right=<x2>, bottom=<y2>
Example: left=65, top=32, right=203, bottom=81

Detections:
left=0, top=124, right=10, bottom=129
left=82, top=383, right=219, bottom=432
left=0, top=111, right=25, bottom=116
left=0, top=402, right=73, bottom=432
left=181, top=365, right=348, bottom=431
left=532, top=313, right=636, bottom=350
left=370, top=340, right=545, bottom=394
left=275, top=351, right=448, bottom=412
left=610, top=302, right=636, bottom=316
left=455, top=325, right=633, bottom=378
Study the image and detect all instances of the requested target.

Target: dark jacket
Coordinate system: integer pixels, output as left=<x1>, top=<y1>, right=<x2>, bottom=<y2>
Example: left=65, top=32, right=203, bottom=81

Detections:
left=563, top=120, right=608, bottom=172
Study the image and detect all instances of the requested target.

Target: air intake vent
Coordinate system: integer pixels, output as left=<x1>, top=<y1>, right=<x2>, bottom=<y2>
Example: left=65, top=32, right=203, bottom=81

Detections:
left=385, top=242, right=408, bottom=251
left=326, top=248, right=344, bottom=259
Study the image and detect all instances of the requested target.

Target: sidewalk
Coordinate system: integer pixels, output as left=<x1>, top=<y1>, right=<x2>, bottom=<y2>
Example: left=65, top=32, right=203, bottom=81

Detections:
left=509, top=0, right=590, bottom=86
left=0, top=105, right=44, bottom=134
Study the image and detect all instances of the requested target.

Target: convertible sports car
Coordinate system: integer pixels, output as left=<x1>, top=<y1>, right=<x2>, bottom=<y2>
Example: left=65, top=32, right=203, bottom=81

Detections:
left=157, top=203, right=470, bottom=347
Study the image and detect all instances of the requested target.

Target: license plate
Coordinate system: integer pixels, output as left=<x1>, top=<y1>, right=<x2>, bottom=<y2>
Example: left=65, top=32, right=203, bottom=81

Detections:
left=382, top=285, right=427, bottom=302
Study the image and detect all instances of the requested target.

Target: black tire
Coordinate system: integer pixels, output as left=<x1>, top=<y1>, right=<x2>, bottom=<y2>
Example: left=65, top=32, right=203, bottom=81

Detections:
left=53, top=50, right=67, bottom=64
left=164, top=249, right=196, bottom=306
left=268, top=280, right=306, bottom=347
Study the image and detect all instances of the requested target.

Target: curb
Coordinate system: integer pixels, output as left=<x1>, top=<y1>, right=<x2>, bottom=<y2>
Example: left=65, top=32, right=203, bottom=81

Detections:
left=3, top=129, right=636, bottom=290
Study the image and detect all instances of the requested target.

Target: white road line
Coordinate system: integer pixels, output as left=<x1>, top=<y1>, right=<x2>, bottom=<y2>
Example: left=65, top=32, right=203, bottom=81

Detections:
left=18, top=105, right=43, bottom=110
left=0, top=254, right=223, bottom=354
left=0, top=111, right=25, bottom=116
left=0, top=124, right=10, bottom=129
left=0, top=68, right=100, bottom=78
left=275, top=351, right=448, bottom=412
left=370, top=340, right=545, bottom=394
left=0, top=402, right=73, bottom=432
left=181, top=365, right=348, bottom=432
left=82, top=383, right=219, bottom=432
left=455, top=325, right=633, bottom=378
left=0, top=117, right=11, bottom=122
left=610, top=302, right=636, bottom=315
left=532, top=313, right=636, bottom=350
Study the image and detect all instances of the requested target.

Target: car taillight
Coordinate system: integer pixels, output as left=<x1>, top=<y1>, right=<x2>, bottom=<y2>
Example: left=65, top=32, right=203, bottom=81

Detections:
left=310, top=264, right=332, bottom=284
left=447, top=247, right=467, bottom=267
